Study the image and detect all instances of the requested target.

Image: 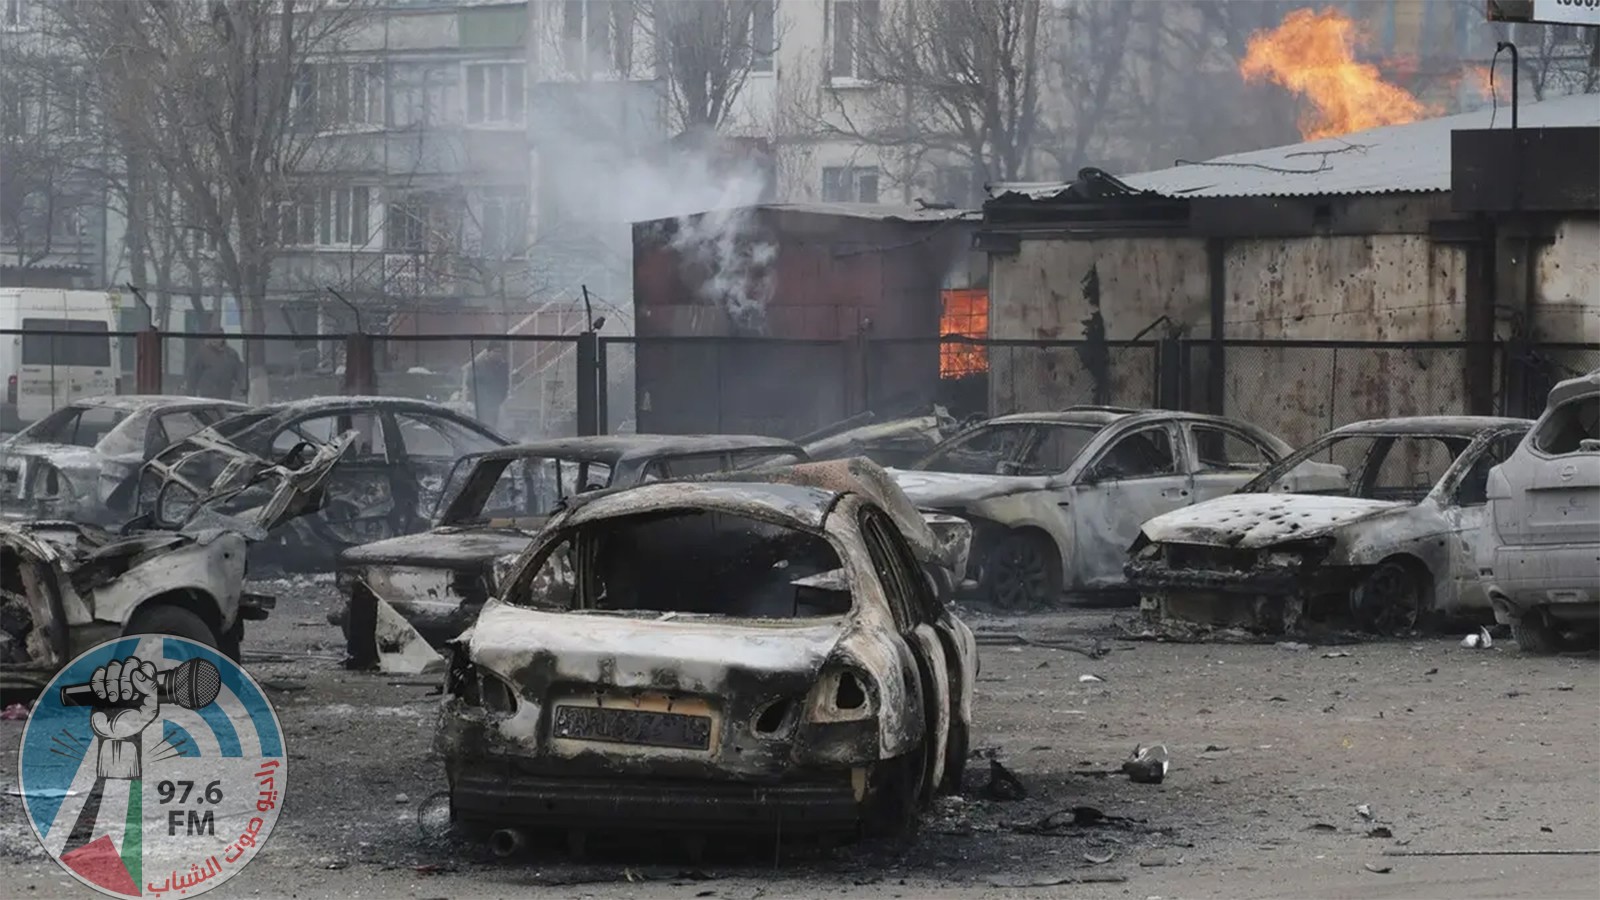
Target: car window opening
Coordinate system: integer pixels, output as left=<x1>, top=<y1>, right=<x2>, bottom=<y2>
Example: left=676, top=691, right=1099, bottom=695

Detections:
left=520, top=510, right=850, bottom=619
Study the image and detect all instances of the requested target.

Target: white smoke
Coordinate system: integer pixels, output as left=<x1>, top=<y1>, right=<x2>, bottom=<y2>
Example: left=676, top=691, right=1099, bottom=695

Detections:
left=530, top=86, right=777, bottom=331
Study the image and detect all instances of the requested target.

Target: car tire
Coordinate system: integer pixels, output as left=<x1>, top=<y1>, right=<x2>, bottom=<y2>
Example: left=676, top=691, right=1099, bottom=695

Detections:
left=979, top=531, right=1061, bottom=610
left=1512, top=610, right=1561, bottom=655
left=862, top=741, right=928, bottom=841
left=1350, top=559, right=1426, bottom=633
left=125, top=604, right=219, bottom=649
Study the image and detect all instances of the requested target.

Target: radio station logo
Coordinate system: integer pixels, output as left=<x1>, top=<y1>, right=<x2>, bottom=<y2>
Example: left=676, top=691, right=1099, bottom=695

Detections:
left=17, top=635, right=287, bottom=898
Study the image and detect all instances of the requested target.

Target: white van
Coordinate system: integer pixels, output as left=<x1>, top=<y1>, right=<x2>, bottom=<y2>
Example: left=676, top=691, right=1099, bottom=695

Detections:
left=0, top=288, right=122, bottom=432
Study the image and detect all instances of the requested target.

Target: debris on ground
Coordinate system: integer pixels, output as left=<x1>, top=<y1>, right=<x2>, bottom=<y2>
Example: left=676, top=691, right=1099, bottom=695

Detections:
left=1357, top=803, right=1374, bottom=819
left=975, top=631, right=1109, bottom=659
left=986, top=873, right=1129, bottom=887
left=1367, top=826, right=1394, bottom=839
left=1122, top=744, right=1170, bottom=784
left=1008, top=805, right=1121, bottom=835
left=1277, top=641, right=1311, bottom=652
left=1460, top=626, right=1494, bottom=649
left=1, top=702, right=30, bottom=720
left=982, top=757, right=1028, bottom=801
left=1078, top=673, right=1105, bottom=683
left=1083, top=850, right=1115, bottom=865
left=1365, top=863, right=1393, bottom=874
left=1322, top=650, right=1352, bottom=658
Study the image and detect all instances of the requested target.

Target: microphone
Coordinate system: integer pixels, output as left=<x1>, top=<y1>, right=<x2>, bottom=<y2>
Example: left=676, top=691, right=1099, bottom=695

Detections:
left=59, top=658, right=223, bottom=711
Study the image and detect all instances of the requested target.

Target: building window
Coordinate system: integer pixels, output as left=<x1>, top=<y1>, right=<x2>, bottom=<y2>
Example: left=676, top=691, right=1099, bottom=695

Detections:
left=464, top=62, right=526, bottom=126
left=935, top=167, right=978, bottom=208
left=275, top=194, right=317, bottom=247
left=474, top=188, right=529, bottom=259
left=939, top=289, right=989, bottom=378
left=822, top=166, right=879, bottom=203
left=829, top=0, right=878, bottom=80
left=294, top=62, right=383, bottom=130
left=749, top=0, right=776, bottom=73
left=319, top=186, right=371, bottom=247
left=390, top=63, right=449, bottom=128
left=562, top=0, right=632, bottom=75
left=386, top=199, right=435, bottom=253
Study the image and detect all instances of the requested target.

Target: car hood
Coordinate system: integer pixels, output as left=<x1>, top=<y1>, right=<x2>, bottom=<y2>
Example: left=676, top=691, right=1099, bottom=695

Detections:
left=135, top=430, right=355, bottom=537
left=1139, top=493, right=1410, bottom=549
left=886, top=467, right=1052, bottom=506
left=339, top=528, right=534, bottom=569
left=466, top=600, right=848, bottom=694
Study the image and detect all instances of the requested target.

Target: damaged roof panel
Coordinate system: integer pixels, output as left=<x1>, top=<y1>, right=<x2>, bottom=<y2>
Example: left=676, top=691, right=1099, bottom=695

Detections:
left=561, top=481, right=839, bottom=529
left=997, top=93, right=1600, bottom=201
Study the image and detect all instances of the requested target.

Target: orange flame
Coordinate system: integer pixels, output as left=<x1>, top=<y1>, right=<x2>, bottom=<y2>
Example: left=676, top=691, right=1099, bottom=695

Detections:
left=1241, top=8, right=1431, bottom=140
left=939, top=289, right=988, bottom=378
left=1464, top=64, right=1511, bottom=103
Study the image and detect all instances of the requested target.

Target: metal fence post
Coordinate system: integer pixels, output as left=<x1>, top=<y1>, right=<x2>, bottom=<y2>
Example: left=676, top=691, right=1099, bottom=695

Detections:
left=1157, top=338, right=1181, bottom=410
left=596, top=337, right=609, bottom=435
left=343, top=333, right=376, bottom=395
left=135, top=329, right=163, bottom=394
left=575, top=331, right=599, bottom=436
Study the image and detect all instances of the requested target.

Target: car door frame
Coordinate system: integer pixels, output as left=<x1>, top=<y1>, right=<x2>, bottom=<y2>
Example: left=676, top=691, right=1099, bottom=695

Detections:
left=1184, top=420, right=1279, bottom=503
left=276, top=407, right=412, bottom=543
left=1436, top=429, right=1526, bottom=612
left=858, top=504, right=952, bottom=800
left=1056, top=419, right=1193, bottom=590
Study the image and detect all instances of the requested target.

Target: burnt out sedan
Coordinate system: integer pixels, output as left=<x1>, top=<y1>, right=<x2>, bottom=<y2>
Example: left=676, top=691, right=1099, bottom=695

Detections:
left=149, top=397, right=509, bottom=571
left=334, top=434, right=807, bottom=670
left=436, top=459, right=976, bottom=843
left=0, top=395, right=246, bottom=523
left=1127, top=416, right=1533, bottom=635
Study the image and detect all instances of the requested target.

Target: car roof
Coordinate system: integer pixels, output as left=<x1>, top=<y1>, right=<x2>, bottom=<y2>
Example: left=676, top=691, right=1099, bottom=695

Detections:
left=983, top=407, right=1269, bottom=429
left=468, top=433, right=802, bottom=465
left=70, top=395, right=249, bottom=412
left=232, top=396, right=510, bottom=440
left=561, top=480, right=838, bottom=529
left=1329, top=416, right=1533, bottom=436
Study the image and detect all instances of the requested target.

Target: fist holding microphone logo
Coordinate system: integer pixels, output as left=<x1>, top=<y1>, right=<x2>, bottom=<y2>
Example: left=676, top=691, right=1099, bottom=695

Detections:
left=18, top=638, right=287, bottom=898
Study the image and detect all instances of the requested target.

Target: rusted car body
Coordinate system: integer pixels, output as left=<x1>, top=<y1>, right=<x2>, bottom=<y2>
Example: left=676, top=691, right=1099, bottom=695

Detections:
left=1480, top=371, right=1600, bottom=652
left=333, top=434, right=808, bottom=670
left=148, top=397, right=508, bottom=571
left=888, top=407, right=1294, bottom=608
left=1, top=431, right=350, bottom=692
left=436, top=459, right=977, bottom=840
left=1127, top=416, right=1533, bottom=635
left=0, top=395, right=246, bottom=524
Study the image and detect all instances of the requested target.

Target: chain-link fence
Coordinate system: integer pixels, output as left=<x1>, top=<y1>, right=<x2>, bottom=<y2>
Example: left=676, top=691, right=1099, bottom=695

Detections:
left=6, top=326, right=1593, bottom=446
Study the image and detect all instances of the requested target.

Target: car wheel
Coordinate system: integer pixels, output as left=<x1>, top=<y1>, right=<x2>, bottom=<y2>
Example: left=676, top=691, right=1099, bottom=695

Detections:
left=125, top=604, right=219, bottom=649
left=979, top=531, right=1061, bottom=610
left=862, top=741, right=928, bottom=841
left=1512, top=610, right=1561, bottom=655
left=1350, top=560, right=1425, bottom=634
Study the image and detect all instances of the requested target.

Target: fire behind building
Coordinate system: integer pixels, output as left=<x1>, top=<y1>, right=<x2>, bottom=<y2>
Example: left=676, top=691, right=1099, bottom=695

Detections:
left=630, top=203, right=985, bottom=439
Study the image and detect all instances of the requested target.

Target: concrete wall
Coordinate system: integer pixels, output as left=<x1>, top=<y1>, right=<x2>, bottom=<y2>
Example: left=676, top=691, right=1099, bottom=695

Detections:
left=984, top=195, right=1592, bottom=446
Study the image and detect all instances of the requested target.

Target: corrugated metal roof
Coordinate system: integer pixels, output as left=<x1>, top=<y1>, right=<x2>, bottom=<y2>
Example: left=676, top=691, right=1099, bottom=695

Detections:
left=1011, top=92, right=1600, bottom=201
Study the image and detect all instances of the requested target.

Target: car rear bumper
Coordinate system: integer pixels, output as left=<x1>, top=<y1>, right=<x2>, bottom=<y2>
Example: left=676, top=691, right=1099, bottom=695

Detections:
left=447, top=767, right=863, bottom=832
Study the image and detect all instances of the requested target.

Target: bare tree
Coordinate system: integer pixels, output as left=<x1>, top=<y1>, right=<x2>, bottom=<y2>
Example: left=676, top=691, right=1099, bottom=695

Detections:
left=51, top=0, right=363, bottom=400
left=635, top=0, right=778, bottom=135
left=811, top=0, right=1047, bottom=193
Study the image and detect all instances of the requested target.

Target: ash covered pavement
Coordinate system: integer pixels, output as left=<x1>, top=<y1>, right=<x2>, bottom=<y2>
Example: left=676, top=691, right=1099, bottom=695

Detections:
left=3, top=578, right=1597, bottom=899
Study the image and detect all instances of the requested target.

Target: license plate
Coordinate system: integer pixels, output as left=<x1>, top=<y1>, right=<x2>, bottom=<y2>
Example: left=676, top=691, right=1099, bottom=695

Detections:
left=552, top=705, right=712, bottom=751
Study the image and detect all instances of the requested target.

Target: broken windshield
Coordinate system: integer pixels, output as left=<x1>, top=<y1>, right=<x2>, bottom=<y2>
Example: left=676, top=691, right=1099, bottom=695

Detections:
left=513, top=510, right=851, bottom=619
left=1241, top=433, right=1472, bottom=503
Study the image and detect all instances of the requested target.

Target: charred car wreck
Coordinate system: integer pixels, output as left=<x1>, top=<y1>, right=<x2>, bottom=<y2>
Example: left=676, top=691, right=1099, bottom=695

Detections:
left=334, top=434, right=808, bottom=672
left=1, top=431, right=351, bottom=692
left=1127, top=417, right=1533, bottom=636
left=437, top=458, right=976, bottom=843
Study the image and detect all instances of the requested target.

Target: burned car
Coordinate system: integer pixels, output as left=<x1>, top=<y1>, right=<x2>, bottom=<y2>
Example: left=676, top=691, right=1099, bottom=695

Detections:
left=1481, top=370, right=1600, bottom=653
left=801, top=406, right=973, bottom=469
left=0, top=395, right=247, bottom=523
left=148, top=396, right=508, bottom=571
left=889, top=407, right=1294, bottom=608
left=334, top=434, right=808, bottom=671
left=437, top=458, right=977, bottom=842
left=1, top=431, right=350, bottom=692
left=1127, top=416, right=1533, bottom=635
